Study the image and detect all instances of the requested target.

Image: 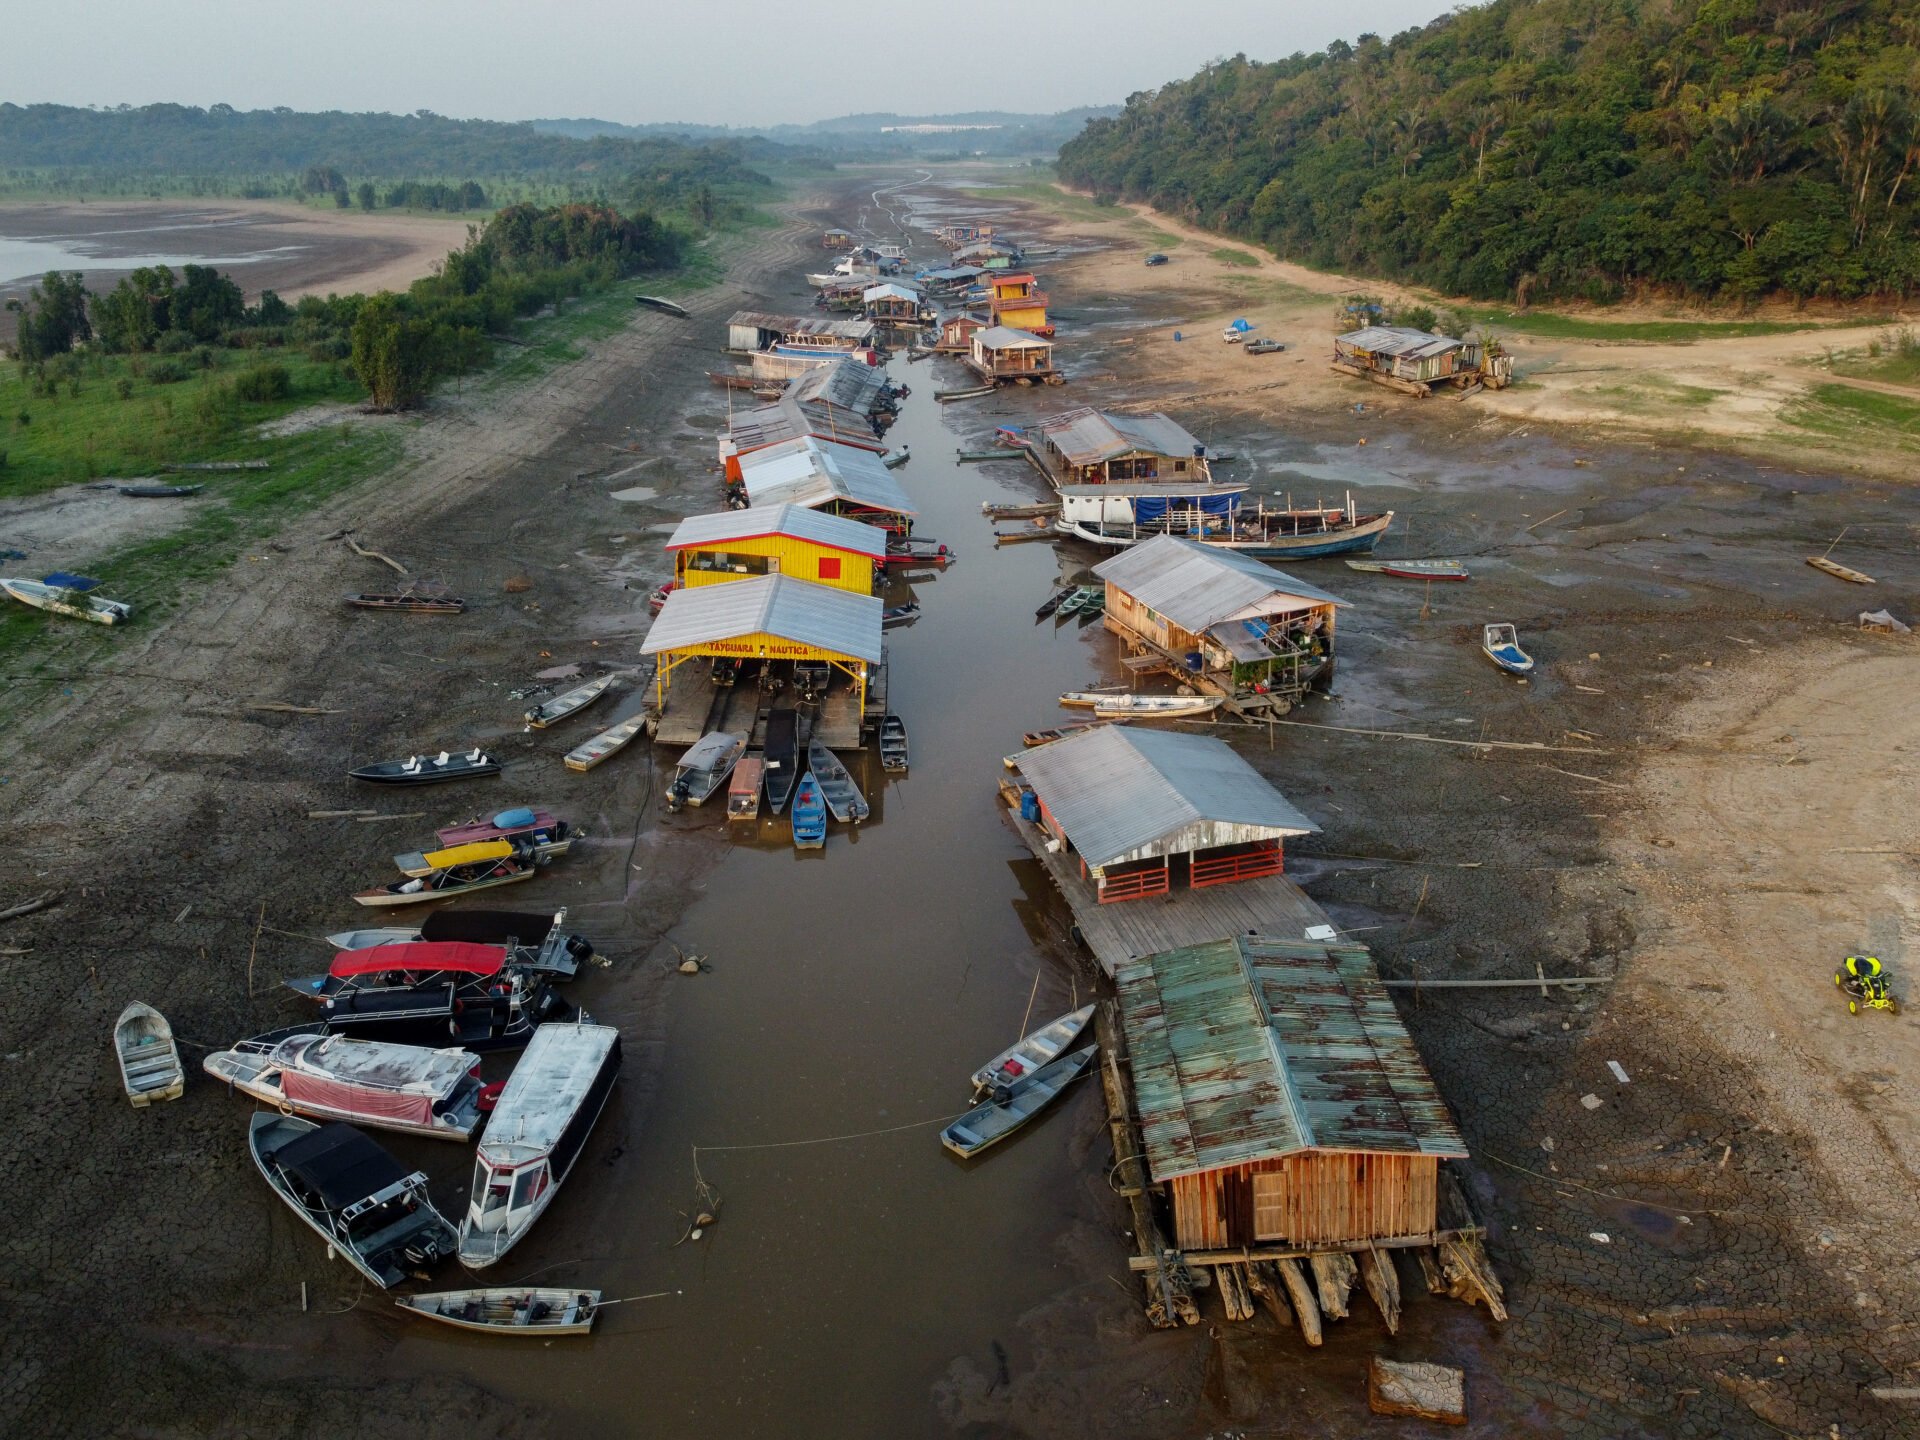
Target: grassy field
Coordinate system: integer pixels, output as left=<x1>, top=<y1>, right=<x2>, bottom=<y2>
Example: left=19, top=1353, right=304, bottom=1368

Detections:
left=1822, top=328, right=1920, bottom=387
left=1461, top=308, right=1844, bottom=343
left=1211, top=247, right=1260, bottom=268
left=1780, top=383, right=1920, bottom=453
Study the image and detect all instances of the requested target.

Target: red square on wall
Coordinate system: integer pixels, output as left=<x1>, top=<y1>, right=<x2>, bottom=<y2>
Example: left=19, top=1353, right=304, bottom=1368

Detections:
left=818, top=557, right=841, bottom=580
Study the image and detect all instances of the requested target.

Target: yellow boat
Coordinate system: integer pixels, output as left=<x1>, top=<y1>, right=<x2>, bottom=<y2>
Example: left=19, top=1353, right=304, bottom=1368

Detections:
left=1806, top=555, right=1875, bottom=584
left=391, top=839, right=515, bottom=879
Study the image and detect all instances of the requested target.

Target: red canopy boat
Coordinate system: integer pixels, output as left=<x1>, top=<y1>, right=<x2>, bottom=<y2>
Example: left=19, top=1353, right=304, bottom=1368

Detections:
left=329, top=942, right=508, bottom=980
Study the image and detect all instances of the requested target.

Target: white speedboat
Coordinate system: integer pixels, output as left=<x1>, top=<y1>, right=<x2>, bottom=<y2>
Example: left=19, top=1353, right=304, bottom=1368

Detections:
left=206, top=1033, right=489, bottom=1141
left=2, top=577, right=132, bottom=625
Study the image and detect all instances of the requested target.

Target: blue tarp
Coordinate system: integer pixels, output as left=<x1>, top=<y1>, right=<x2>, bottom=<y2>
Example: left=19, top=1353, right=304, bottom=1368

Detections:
left=42, top=572, right=100, bottom=591
left=493, top=807, right=537, bottom=829
left=1228, top=318, right=1253, bottom=333
left=1133, top=492, right=1239, bottom=523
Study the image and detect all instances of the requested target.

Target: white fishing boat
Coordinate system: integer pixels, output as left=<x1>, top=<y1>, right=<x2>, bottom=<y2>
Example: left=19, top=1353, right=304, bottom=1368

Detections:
left=396, top=1287, right=601, bottom=1336
left=942, top=1047, right=1097, bottom=1159
left=564, top=714, right=649, bottom=772
left=3, top=577, right=133, bottom=625
left=250, top=1114, right=457, bottom=1288
left=205, top=1033, right=490, bottom=1141
left=525, top=673, right=615, bottom=729
left=326, top=927, right=421, bottom=950
left=666, top=731, right=748, bottom=811
left=1482, top=623, right=1534, bottom=675
left=113, top=1002, right=184, bottom=1107
left=459, top=1023, right=622, bottom=1269
left=1057, top=686, right=1131, bottom=708
left=970, top=1004, right=1097, bottom=1094
left=1079, top=693, right=1222, bottom=719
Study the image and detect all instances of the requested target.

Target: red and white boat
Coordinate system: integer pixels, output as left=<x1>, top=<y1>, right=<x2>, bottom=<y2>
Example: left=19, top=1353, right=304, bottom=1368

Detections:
left=204, top=1032, right=496, bottom=1141
left=434, top=807, right=574, bottom=858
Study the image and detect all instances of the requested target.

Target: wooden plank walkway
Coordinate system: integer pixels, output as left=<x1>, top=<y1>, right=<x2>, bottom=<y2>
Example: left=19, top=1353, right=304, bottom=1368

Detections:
left=999, top=788, right=1333, bottom=976
left=656, top=663, right=883, bottom=750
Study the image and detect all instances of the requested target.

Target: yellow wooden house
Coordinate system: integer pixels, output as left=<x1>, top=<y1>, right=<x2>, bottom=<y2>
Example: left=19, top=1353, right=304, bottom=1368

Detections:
left=664, top=504, right=885, bottom=597
left=986, top=271, right=1051, bottom=337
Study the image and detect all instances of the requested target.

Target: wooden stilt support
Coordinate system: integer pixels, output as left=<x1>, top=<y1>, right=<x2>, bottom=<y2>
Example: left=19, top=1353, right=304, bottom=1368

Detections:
left=1439, top=1235, right=1509, bottom=1322
left=1416, top=1248, right=1448, bottom=1295
left=1218, top=1262, right=1254, bottom=1321
left=1310, top=1251, right=1356, bottom=1321
left=1095, top=1002, right=1196, bottom=1327
left=1359, top=1246, right=1402, bottom=1335
left=1247, top=1262, right=1291, bottom=1328
left=1276, top=1257, right=1324, bottom=1347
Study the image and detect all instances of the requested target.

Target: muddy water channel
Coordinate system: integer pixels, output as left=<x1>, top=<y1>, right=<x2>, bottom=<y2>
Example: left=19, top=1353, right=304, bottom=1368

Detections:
left=403, top=374, right=1120, bottom=1437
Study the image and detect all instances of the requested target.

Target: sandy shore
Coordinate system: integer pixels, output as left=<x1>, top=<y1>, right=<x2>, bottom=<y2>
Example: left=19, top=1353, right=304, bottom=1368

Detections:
left=1009, top=186, right=1917, bottom=476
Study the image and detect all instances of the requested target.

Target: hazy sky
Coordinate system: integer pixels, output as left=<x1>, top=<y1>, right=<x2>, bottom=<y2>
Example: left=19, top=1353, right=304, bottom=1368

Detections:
left=9, top=1, right=1451, bottom=128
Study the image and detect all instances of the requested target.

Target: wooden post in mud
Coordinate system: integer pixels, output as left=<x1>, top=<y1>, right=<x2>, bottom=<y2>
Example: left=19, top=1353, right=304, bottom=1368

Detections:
left=1277, top=1257, right=1324, bottom=1346
left=1359, top=1246, right=1402, bottom=1334
left=1095, top=1001, right=1195, bottom=1327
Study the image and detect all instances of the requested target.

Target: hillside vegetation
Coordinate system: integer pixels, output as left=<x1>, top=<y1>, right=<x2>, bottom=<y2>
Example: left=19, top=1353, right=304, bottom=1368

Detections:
left=1058, top=0, right=1920, bottom=304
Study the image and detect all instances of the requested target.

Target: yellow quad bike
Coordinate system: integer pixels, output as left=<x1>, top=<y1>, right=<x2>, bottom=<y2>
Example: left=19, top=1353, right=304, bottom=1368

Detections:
left=1836, top=956, right=1898, bottom=1015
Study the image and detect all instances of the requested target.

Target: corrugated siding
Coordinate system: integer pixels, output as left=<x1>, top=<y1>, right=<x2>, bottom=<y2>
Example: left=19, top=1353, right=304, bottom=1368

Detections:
left=639, top=573, right=882, bottom=662
left=1093, top=536, right=1346, bottom=635
left=679, top=535, right=875, bottom=595
left=1169, top=1153, right=1440, bottom=1249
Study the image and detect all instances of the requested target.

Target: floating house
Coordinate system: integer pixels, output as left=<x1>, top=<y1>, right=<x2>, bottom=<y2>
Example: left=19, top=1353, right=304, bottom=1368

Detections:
left=725, top=311, right=878, bottom=362
left=1331, top=326, right=1511, bottom=396
left=1094, top=535, right=1346, bottom=715
left=822, top=227, right=853, bottom=249
left=665, top=504, right=886, bottom=597
left=967, top=325, right=1059, bottom=386
left=938, top=313, right=987, bottom=354
left=1012, top=725, right=1317, bottom=904
left=1114, top=933, right=1469, bottom=1252
left=784, top=358, right=889, bottom=427
left=985, top=272, right=1052, bottom=337
left=862, top=282, right=930, bottom=325
left=1030, top=407, right=1211, bottom=486
left=953, top=239, right=1019, bottom=269
left=720, top=396, right=888, bottom=480
left=642, top=574, right=885, bottom=747
left=734, top=436, right=917, bottom=534
left=919, top=264, right=985, bottom=296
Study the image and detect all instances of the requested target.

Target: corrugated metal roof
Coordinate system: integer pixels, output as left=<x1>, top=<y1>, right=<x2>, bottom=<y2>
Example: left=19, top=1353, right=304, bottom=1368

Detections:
left=728, top=397, right=885, bottom=455
left=1335, top=325, right=1465, bottom=360
left=663, top=503, right=888, bottom=558
left=1115, top=935, right=1469, bottom=1181
left=786, top=359, right=885, bottom=415
left=639, top=573, right=883, bottom=662
left=738, top=437, right=917, bottom=517
left=728, top=310, right=801, bottom=332
left=862, top=282, right=920, bottom=303
left=1034, top=407, right=1205, bottom=465
left=1058, top=482, right=1249, bottom=499
left=1093, top=535, right=1348, bottom=631
left=1015, top=726, right=1317, bottom=870
left=974, top=325, right=1054, bottom=349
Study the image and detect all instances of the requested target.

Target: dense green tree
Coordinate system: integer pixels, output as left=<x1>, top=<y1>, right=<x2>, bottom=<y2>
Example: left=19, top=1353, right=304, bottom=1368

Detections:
left=6, top=271, right=91, bottom=362
left=1058, top=0, right=1920, bottom=302
left=90, top=265, right=175, bottom=352
left=356, top=180, right=376, bottom=210
left=349, top=293, right=434, bottom=410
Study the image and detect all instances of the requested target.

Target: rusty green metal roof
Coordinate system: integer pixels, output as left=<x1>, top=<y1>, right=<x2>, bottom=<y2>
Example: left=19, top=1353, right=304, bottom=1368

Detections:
left=1114, top=935, right=1467, bottom=1182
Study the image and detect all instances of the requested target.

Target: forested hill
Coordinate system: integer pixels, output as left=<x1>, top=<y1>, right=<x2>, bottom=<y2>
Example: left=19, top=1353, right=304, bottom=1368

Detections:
left=1057, top=0, right=1920, bottom=303
left=0, top=103, right=773, bottom=188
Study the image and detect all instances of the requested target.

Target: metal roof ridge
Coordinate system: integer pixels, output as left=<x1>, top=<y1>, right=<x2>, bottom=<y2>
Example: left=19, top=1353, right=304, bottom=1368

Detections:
left=1231, top=935, right=1314, bottom=1151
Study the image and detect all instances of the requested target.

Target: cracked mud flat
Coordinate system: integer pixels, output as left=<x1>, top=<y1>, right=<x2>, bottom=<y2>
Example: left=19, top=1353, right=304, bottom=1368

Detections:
left=0, top=174, right=1916, bottom=1439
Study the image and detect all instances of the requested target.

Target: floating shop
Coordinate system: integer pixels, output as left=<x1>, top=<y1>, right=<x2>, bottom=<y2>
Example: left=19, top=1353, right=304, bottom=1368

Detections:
left=967, top=326, right=1061, bottom=386
left=665, top=503, right=886, bottom=596
left=1093, top=535, right=1345, bottom=717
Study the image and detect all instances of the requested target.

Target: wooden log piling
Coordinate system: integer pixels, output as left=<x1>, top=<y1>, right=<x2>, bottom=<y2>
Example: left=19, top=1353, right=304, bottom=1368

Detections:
left=1359, top=1246, right=1402, bottom=1335
left=1277, top=1257, right=1324, bottom=1346
left=1310, top=1251, right=1356, bottom=1321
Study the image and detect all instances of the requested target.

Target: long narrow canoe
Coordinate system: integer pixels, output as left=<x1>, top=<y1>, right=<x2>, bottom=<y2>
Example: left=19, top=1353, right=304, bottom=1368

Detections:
left=1806, top=555, right=1875, bottom=584
left=806, top=739, right=869, bottom=823
left=971, top=1004, right=1096, bottom=1093
left=397, top=1287, right=601, bottom=1336
left=942, top=1047, right=1096, bottom=1159
left=791, top=774, right=827, bottom=849
left=727, top=757, right=765, bottom=821
left=1088, top=694, right=1221, bottom=719
left=565, top=714, right=649, bottom=772
left=878, top=715, right=909, bottom=773
left=525, top=674, right=615, bottom=729
left=1344, top=558, right=1471, bottom=581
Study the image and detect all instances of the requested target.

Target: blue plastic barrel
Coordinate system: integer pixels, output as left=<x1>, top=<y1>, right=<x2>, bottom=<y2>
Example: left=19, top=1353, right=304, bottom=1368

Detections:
left=1019, top=791, right=1040, bottom=823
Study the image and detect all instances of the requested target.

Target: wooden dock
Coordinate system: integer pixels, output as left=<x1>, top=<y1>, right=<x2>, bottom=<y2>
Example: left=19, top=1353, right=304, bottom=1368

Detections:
left=998, top=784, right=1333, bottom=976
left=654, top=660, right=887, bottom=749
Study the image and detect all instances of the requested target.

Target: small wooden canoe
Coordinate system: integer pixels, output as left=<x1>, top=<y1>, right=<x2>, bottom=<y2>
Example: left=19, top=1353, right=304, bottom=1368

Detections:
left=326, top=927, right=420, bottom=950
left=885, top=538, right=955, bottom=567
left=1089, top=694, right=1221, bottom=719
left=1345, top=558, right=1470, bottom=581
left=878, top=714, right=909, bottom=773
left=2, top=577, right=133, bottom=625
left=728, top=757, right=765, bottom=821
left=396, top=1287, right=601, bottom=1336
left=1034, top=584, right=1075, bottom=619
left=791, top=774, right=827, bottom=850
left=114, top=1002, right=185, bottom=1107
left=971, top=1004, right=1096, bottom=1093
left=346, top=593, right=467, bottom=613
left=1057, top=687, right=1129, bottom=709
left=882, top=601, right=920, bottom=628
left=118, top=483, right=202, bottom=497
left=942, top=1047, right=1096, bottom=1159
left=525, top=674, right=615, bottom=729
left=354, top=858, right=536, bottom=908
left=351, top=750, right=499, bottom=785
left=1807, top=556, right=1876, bottom=584
left=807, top=739, right=869, bottom=823
left=565, top=714, right=649, bottom=772
left=1482, top=623, right=1534, bottom=675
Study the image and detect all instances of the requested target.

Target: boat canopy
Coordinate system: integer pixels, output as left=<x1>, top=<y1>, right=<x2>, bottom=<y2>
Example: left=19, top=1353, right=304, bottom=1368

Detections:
left=1131, top=491, right=1238, bottom=523
left=330, top=941, right=508, bottom=979
left=420, top=839, right=514, bottom=869
left=270, top=1122, right=409, bottom=1209
left=279, top=1036, right=474, bottom=1126
left=420, top=910, right=556, bottom=945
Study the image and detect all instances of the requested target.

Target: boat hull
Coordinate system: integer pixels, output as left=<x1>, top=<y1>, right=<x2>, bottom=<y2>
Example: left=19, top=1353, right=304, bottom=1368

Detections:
left=396, top=1288, right=601, bottom=1336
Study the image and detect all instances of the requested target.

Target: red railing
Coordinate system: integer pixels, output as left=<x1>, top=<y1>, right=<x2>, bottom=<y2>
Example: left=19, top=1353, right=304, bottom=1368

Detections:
left=1191, top=843, right=1284, bottom=890
left=1099, top=862, right=1170, bottom=904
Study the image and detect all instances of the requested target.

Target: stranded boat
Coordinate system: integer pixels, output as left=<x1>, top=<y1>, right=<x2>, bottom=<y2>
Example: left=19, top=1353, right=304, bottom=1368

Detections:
left=392, top=838, right=536, bottom=879
left=323, top=913, right=592, bottom=981
left=941, top=1047, right=1098, bottom=1159
left=1345, top=558, right=1470, bottom=581
left=435, top=807, right=573, bottom=855
left=395, top=1287, right=601, bottom=1337
left=284, top=940, right=514, bottom=1003
left=254, top=970, right=579, bottom=1054
left=345, top=593, right=466, bottom=614
left=970, top=1004, right=1098, bottom=1094
left=667, top=731, right=748, bottom=811
left=790, top=774, right=827, bottom=849
left=727, top=757, right=765, bottom=821
left=205, top=1034, right=492, bottom=1142
left=2, top=576, right=133, bottom=625
left=1054, top=485, right=1394, bottom=559
left=1089, top=693, right=1222, bottom=719
left=113, top=1002, right=184, bottom=1107
left=1482, top=623, right=1534, bottom=676
left=459, top=1023, right=622, bottom=1269
left=806, top=738, right=869, bottom=823
left=525, top=674, right=615, bottom=729
left=350, top=749, right=498, bottom=785
left=763, top=711, right=800, bottom=815
left=564, top=714, right=649, bottom=772
left=250, top=1114, right=457, bottom=1287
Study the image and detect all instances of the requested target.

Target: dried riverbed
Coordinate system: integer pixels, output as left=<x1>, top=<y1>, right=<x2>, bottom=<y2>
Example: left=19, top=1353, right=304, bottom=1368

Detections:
left=1, top=177, right=1915, bottom=1440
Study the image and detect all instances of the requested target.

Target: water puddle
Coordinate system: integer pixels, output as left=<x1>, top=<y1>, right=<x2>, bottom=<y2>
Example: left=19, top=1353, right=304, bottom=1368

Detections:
left=608, top=485, right=658, bottom=503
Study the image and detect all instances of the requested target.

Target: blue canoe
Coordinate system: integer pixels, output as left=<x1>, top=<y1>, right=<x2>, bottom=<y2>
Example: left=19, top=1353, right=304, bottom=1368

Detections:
left=791, top=774, right=827, bottom=850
